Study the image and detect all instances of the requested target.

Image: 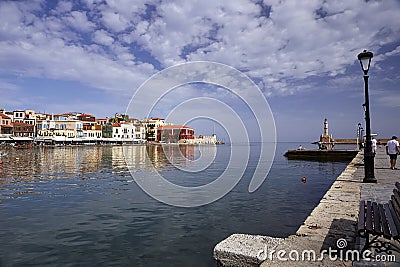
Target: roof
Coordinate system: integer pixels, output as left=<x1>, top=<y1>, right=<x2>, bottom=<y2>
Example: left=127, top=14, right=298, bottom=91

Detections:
left=0, top=113, right=11, bottom=119
left=158, top=125, right=192, bottom=129
left=11, top=122, right=34, bottom=127
left=112, top=123, right=121, bottom=127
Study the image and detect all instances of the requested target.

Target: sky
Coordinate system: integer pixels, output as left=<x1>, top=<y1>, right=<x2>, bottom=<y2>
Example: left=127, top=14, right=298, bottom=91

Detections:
left=0, top=0, right=399, bottom=142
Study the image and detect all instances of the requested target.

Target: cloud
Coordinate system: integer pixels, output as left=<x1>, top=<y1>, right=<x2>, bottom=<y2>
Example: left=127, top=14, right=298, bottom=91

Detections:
left=54, top=1, right=73, bottom=13
left=0, top=0, right=399, bottom=99
left=93, top=29, right=114, bottom=46
left=376, top=95, right=400, bottom=108
left=63, top=11, right=96, bottom=32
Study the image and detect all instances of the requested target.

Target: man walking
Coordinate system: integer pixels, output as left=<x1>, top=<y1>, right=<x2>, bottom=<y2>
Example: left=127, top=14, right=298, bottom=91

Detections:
left=386, top=136, right=400, bottom=170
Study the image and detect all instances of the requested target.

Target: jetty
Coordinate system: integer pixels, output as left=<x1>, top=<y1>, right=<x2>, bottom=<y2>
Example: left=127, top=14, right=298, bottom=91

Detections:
left=213, top=146, right=400, bottom=266
left=284, top=149, right=358, bottom=162
left=284, top=119, right=360, bottom=162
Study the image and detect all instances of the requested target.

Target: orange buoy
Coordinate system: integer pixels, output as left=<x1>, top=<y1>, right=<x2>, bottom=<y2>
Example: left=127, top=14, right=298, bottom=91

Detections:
left=301, top=177, right=307, bottom=183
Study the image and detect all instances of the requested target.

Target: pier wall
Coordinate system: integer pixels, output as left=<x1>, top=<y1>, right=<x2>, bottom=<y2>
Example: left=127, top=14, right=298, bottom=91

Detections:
left=214, top=152, right=364, bottom=267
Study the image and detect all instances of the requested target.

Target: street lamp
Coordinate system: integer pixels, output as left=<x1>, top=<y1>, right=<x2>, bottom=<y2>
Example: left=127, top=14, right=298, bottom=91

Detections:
left=357, top=49, right=376, bottom=183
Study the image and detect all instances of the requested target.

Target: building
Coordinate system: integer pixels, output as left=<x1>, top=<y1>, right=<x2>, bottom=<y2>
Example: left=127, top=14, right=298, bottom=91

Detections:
left=95, top=118, right=108, bottom=126
left=12, top=122, right=34, bottom=137
left=156, top=125, right=195, bottom=143
left=0, top=113, right=13, bottom=137
left=102, top=124, right=113, bottom=138
left=142, top=118, right=166, bottom=142
left=195, top=134, right=217, bottom=144
left=12, top=110, right=25, bottom=122
left=112, top=123, right=122, bottom=139
left=36, top=115, right=83, bottom=139
left=78, top=114, right=100, bottom=139
left=133, top=124, right=146, bottom=141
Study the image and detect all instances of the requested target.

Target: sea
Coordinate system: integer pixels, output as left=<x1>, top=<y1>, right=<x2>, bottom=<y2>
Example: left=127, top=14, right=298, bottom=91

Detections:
left=0, top=143, right=352, bottom=267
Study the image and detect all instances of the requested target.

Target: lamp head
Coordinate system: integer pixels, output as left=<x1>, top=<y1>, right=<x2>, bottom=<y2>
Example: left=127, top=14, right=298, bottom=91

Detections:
left=357, top=50, right=373, bottom=75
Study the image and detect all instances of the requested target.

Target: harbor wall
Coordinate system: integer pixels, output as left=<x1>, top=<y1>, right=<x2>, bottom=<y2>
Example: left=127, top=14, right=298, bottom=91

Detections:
left=214, top=151, right=363, bottom=266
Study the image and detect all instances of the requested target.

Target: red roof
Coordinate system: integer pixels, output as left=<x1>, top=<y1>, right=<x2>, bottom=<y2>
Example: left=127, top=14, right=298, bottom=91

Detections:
left=0, top=113, right=11, bottom=119
left=112, top=123, right=121, bottom=127
left=11, top=122, right=33, bottom=126
left=158, top=125, right=192, bottom=129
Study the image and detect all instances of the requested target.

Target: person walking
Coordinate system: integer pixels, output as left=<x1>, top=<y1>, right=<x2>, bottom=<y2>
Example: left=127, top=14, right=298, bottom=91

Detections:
left=386, top=136, right=400, bottom=170
left=372, top=138, right=377, bottom=155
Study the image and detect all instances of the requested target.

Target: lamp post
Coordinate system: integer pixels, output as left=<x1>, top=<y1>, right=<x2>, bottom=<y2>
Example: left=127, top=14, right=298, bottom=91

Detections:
left=357, top=49, right=376, bottom=183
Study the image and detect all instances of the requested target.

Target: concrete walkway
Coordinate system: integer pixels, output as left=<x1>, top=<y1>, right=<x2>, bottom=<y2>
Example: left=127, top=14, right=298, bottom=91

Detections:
left=214, top=146, right=400, bottom=266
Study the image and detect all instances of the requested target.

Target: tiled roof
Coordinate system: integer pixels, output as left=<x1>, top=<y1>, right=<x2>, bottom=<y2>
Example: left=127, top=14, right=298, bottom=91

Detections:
left=11, top=122, right=33, bottom=126
left=158, top=125, right=191, bottom=129
left=0, top=113, right=11, bottom=119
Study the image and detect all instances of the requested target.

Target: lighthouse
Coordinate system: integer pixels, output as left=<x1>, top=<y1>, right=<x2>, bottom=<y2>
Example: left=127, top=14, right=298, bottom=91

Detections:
left=320, top=118, right=333, bottom=149
left=324, top=118, right=329, bottom=136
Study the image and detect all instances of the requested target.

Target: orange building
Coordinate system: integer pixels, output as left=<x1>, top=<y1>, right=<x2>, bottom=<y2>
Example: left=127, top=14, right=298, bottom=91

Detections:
left=156, top=125, right=195, bottom=143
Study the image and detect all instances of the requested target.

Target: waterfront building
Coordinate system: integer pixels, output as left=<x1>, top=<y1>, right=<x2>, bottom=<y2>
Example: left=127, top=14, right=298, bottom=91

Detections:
left=102, top=124, right=113, bottom=138
left=112, top=123, right=121, bottom=139
left=11, top=122, right=34, bottom=137
left=195, top=134, right=217, bottom=144
left=156, top=125, right=195, bottom=143
left=121, top=122, right=135, bottom=140
left=0, top=108, right=205, bottom=144
left=79, top=113, right=100, bottom=139
left=36, top=116, right=83, bottom=139
left=95, top=118, right=108, bottom=126
left=0, top=113, right=13, bottom=137
left=134, top=124, right=146, bottom=141
left=142, top=118, right=166, bottom=142
left=23, top=110, right=37, bottom=136
left=83, top=124, right=102, bottom=139
left=12, top=110, right=25, bottom=122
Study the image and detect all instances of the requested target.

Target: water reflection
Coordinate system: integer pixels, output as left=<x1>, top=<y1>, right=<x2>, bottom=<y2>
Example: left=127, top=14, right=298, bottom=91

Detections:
left=0, top=143, right=350, bottom=267
left=0, top=145, right=218, bottom=199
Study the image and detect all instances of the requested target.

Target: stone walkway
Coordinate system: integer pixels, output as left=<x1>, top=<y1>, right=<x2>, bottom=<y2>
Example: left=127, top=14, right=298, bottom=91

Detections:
left=214, top=146, right=400, bottom=266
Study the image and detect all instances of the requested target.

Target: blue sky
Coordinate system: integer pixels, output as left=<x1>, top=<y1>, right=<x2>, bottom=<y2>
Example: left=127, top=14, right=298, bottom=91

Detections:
left=0, top=0, right=399, bottom=142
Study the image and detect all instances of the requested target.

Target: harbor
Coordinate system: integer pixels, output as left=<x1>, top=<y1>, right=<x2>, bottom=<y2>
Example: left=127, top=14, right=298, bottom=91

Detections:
left=214, top=118, right=400, bottom=266
left=0, top=142, right=349, bottom=266
left=213, top=146, right=400, bottom=266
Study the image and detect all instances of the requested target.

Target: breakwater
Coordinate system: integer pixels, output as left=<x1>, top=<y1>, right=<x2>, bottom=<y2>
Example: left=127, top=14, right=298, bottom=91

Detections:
left=214, top=150, right=362, bottom=266
left=284, top=149, right=358, bottom=161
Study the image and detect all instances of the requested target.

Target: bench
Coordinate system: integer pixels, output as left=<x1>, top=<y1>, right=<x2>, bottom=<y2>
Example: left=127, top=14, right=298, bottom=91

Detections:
left=358, top=182, right=400, bottom=254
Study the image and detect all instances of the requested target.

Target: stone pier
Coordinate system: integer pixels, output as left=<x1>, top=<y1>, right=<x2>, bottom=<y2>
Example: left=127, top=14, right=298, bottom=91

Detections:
left=214, top=147, right=400, bottom=266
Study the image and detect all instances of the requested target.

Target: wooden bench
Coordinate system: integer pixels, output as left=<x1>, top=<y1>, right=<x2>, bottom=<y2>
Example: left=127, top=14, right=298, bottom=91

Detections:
left=358, top=182, right=400, bottom=254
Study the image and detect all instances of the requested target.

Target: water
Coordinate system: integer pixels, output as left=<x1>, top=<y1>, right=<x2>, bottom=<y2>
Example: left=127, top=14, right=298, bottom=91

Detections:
left=0, top=143, right=349, bottom=267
